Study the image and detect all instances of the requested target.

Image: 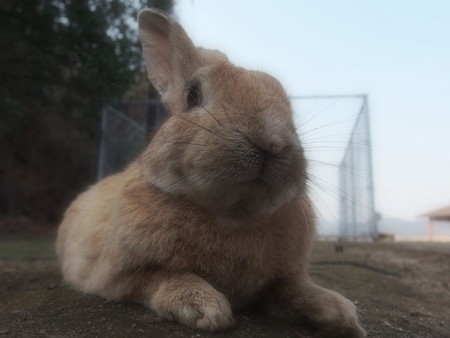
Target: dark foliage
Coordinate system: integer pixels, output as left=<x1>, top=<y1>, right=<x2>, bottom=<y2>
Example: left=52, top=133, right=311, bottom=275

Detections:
left=0, top=0, right=173, bottom=226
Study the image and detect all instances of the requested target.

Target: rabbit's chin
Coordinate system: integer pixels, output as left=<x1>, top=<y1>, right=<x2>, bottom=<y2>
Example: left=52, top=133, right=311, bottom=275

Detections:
left=147, top=169, right=303, bottom=226
left=208, top=183, right=300, bottom=224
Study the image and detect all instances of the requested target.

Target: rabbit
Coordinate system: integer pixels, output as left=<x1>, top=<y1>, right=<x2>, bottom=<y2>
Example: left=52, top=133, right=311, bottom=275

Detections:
left=56, top=8, right=366, bottom=337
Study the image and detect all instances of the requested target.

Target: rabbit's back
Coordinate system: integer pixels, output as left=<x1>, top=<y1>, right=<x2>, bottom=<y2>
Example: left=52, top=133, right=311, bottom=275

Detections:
left=56, top=169, right=126, bottom=296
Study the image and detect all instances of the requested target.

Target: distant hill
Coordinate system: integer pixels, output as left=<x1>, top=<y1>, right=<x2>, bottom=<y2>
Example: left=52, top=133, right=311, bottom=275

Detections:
left=317, top=218, right=450, bottom=239
left=379, top=218, right=450, bottom=238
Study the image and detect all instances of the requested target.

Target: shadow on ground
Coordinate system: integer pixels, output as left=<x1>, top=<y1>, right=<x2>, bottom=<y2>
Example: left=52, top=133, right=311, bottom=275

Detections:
left=0, top=238, right=449, bottom=337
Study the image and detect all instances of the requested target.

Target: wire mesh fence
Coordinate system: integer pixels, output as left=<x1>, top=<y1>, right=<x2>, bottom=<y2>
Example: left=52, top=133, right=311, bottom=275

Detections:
left=97, top=99, right=166, bottom=179
left=291, top=94, right=377, bottom=241
left=338, top=95, right=378, bottom=240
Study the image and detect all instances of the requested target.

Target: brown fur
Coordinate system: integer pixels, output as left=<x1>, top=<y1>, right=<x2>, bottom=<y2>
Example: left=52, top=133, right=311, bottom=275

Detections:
left=56, top=8, right=365, bottom=337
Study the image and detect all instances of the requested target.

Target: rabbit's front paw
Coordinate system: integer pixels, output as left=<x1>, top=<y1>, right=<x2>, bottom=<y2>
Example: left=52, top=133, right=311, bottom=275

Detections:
left=307, top=289, right=366, bottom=338
left=192, top=303, right=234, bottom=331
left=151, top=276, right=234, bottom=332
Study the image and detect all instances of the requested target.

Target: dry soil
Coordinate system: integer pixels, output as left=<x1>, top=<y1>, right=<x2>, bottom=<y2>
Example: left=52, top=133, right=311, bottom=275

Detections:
left=0, top=239, right=449, bottom=337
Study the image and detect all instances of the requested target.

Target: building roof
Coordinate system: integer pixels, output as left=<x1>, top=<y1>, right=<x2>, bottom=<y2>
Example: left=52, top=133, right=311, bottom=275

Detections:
left=421, top=205, right=450, bottom=221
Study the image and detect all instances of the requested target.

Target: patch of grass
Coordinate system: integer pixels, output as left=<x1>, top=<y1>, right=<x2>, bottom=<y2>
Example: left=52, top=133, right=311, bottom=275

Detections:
left=0, top=239, right=55, bottom=260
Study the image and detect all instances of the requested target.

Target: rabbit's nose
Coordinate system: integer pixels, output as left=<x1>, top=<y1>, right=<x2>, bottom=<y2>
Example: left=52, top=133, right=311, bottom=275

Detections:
left=248, top=133, right=288, bottom=175
left=263, top=134, right=285, bottom=155
left=251, top=133, right=286, bottom=156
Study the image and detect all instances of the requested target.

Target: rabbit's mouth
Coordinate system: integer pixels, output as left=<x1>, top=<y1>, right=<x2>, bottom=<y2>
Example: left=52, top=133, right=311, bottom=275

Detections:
left=184, top=144, right=306, bottom=223
left=235, top=137, right=304, bottom=187
left=249, top=147, right=292, bottom=183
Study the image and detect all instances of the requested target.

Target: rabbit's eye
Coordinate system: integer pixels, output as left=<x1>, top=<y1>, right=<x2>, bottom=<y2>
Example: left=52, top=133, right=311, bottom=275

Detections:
left=187, top=84, right=201, bottom=109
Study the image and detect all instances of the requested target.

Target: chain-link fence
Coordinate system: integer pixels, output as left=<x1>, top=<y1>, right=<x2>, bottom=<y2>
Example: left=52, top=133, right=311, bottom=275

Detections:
left=97, top=99, right=166, bottom=180
left=291, top=94, right=377, bottom=241
left=338, top=95, right=378, bottom=240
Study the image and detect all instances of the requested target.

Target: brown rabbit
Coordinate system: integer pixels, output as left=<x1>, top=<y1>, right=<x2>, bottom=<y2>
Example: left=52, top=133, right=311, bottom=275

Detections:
left=56, top=8, right=365, bottom=337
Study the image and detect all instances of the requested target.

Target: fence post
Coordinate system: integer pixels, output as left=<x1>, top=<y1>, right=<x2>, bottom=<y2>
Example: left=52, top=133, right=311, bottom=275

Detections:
left=97, top=103, right=108, bottom=181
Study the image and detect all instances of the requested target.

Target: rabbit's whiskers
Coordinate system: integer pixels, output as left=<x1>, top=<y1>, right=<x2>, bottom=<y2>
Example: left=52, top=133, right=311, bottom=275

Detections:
left=169, top=111, right=228, bottom=141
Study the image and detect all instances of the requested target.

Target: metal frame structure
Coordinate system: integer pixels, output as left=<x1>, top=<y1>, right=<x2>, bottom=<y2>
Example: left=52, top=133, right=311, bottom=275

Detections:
left=97, top=99, right=166, bottom=180
left=337, top=95, right=377, bottom=240
left=292, top=94, right=377, bottom=241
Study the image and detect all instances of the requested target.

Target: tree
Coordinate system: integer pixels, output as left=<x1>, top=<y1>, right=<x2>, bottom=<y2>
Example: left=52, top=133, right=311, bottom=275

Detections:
left=0, top=0, right=173, bottom=227
left=0, top=0, right=173, bottom=137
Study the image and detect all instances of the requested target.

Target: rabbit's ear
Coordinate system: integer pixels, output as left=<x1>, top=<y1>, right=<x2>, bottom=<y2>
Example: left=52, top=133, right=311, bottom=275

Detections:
left=138, top=9, right=200, bottom=96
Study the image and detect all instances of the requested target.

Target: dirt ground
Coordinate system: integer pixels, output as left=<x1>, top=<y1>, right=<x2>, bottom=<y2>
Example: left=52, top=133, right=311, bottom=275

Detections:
left=0, top=238, right=449, bottom=337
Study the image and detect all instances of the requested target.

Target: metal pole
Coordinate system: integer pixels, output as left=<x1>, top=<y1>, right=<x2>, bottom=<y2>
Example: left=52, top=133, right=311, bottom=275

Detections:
left=350, top=140, right=357, bottom=240
left=339, top=161, right=347, bottom=239
left=428, top=219, right=434, bottom=241
left=97, top=104, right=108, bottom=181
left=363, top=95, right=377, bottom=238
left=290, top=94, right=367, bottom=100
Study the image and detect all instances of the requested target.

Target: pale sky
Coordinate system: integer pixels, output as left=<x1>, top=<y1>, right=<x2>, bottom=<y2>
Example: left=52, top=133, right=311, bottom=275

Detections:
left=174, top=0, right=450, bottom=223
